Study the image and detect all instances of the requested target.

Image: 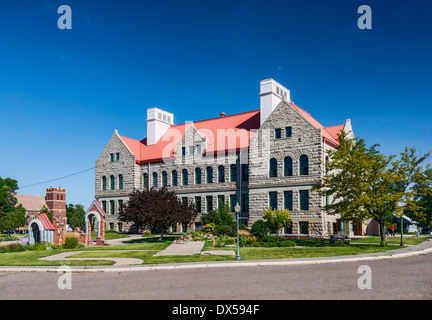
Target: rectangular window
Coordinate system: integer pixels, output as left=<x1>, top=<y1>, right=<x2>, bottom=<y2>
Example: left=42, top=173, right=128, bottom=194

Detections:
left=242, top=164, right=249, bottom=181
left=284, top=224, right=293, bottom=234
left=299, top=221, right=309, bottom=235
left=275, top=128, right=282, bottom=139
left=118, top=223, right=123, bottom=233
left=300, top=190, right=309, bottom=211
left=116, top=152, right=120, bottom=161
left=102, top=201, right=107, bottom=213
left=118, top=200, right=123, bottom=213
left=269, top=192, right=278, bottom=210
left=284, top=191, right=293, bottom=211
left=110, top=153, right=114, bottom=162
left=182, top=147, right=186, bottom=156
left=189, top=146, right=194, bottom=155
left=285, top=127, right=292, bottom=138
left=196, top=145, right=201, bottom=154
left=230, top=194, right=237, bottom=212
left=217, top=195, right=225, bottom=207
left=195, top=196, right=201, bottom=213
left=110, top=200, right=115, bottom=215
left=242, top=194, right=249, bottom=213
left=206, top=196, right=213, bottom=212
left=182, top=197, right=188, bottom=204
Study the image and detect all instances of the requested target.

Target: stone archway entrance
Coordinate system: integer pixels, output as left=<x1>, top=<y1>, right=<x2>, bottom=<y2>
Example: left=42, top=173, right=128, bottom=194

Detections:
left=77, top=200, right=108, bottom=247
left=85, top=211, right=102, bottom=243
left=30, top=222, right=40, bottom=244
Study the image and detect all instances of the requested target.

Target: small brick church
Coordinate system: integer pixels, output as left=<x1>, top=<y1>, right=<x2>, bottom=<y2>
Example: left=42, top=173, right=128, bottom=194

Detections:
left=26, top=188, right=108, bottom=246
left=26, top=188, right=68, bottom=246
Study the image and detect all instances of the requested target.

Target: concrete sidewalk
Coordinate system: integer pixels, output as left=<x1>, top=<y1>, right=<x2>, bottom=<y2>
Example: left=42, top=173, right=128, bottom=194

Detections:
left=153, top=240, right=205, bottom=256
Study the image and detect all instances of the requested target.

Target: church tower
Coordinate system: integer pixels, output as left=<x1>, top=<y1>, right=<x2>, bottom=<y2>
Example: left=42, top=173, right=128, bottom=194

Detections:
left=45, top=187, right=66, bottom=219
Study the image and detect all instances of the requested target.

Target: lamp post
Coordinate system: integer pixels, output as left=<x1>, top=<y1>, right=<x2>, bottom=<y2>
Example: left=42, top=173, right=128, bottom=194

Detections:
left=234, top=202, right=241, bottom=260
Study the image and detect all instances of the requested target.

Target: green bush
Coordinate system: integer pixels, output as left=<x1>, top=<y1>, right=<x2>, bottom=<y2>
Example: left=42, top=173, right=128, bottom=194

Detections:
left=278, top=240, right=296, bottom=247
left=63, top=236, right=79, bottom=249
left=214, top=224, right=233, bottom=236
left=0, top=234, right=19, bottom=242
left=239, top=235, right=248, bottom=246
left=251, top=220, right=269, bottom=240
left=239, top=223, right=248, bottom=231
left=27, top=243, right=48, bottom=251
left=215, top=235, right=235, bottom=247
left=246, top=236, right=258, bottom=246
left=203, top=223, right=216, bottom=233
left=0, top=243, right=27, bottom=253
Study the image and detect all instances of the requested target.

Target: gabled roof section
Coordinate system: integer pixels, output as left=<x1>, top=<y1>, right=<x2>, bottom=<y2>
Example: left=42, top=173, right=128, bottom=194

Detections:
left=15, top=194, right=46, bottom=212
left=37, top=213, right=55, bottom=230
left=120, top=110, right=260, bottom=165
left=289, top=102, right=344, bottom=147
left=86, top=199, right=107, bottom=217
left=118, top=103, right=345, bottom=164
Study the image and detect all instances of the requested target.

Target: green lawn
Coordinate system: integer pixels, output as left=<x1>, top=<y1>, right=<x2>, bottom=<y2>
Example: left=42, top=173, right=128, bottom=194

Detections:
left=0, top=235, right=427, bottom=266
left=350, top=236, right=428, bottom=246
left=0, top=250, right=114, bottom=266
left=90, top=231, right=129, bottom=240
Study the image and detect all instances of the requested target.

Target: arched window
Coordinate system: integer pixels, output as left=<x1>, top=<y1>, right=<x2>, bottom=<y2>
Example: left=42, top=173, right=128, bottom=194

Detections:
left=110, top=175, right=115, bottom=190
left=300, top=155, right=309, bottom=176
left=195, top=168, right=201, bottom=185
left=230, top=164, right=237, bottom=182
left=206, top=167, right=213, bottom=184
left=153, top=172, right=158, bottom=188
left=102, top=176, right=107, bottom=190
left=182, top=169, right=188, bottom=185
left=162, top=171, right=168, bottom=187
left=284, top=157, right=293, bottom=176
left=118, top=174, right=123, bottom=189
left=269, top=158, right=277, bottom=177
left=172, top=170, right=178, bottom=186
left=218, top=165, right=225, bottom=183
left=143, top=173, right=149, bottom=189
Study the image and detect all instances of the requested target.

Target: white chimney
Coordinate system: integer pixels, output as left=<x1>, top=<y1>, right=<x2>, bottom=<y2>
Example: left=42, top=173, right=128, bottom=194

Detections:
left=259, top=79, right=291, bottom=126
left=146, top=107, right=174, bottom=145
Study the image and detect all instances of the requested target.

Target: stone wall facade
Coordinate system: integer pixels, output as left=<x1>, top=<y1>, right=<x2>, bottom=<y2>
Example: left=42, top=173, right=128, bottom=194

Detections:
left=95, top=102, right=343, bottom=236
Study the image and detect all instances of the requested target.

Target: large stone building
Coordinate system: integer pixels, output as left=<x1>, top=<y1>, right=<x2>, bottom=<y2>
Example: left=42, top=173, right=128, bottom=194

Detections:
left=95, top=79, right=354, bottom=236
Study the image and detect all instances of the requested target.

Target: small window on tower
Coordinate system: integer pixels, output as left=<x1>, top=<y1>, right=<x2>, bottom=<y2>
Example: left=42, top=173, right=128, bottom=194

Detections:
left=116, top=153, right=120, bottom=161
left=110, top=153, right=114, bottom=162
left=275, top=128, right=282, bottom=139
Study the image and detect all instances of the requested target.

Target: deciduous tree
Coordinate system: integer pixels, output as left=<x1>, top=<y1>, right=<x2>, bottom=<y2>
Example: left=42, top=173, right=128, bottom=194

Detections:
left=314, top=131, right=431, bottom=246
left=119, top=188, right=198, bottom=240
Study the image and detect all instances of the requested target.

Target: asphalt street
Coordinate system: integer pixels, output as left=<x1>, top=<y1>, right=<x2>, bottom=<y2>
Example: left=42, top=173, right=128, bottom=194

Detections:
left=0, top=252, right=431, bottom=300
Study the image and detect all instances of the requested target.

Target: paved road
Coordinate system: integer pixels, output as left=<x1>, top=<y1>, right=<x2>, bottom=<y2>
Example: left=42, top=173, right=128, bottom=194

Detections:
left=0, top=252, right=431, bottom=300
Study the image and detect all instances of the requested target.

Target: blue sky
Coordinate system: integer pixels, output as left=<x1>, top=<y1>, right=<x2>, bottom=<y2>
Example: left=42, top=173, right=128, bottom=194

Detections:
left=0, top=0, right=431, bottom=207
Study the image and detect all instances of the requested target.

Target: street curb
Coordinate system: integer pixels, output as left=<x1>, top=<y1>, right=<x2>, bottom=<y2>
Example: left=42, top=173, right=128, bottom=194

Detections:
left=0, top=242, right=431, bottom=273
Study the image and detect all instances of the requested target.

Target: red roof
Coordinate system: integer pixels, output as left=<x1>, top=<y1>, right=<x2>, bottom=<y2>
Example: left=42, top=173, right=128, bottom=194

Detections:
left=86, top=199, right=107, bottom=217
left=37, top=213, right=54, bottom=230
left=119, top=104, right=344, bottom=164
left=121, top=110, right=260, bottom=165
